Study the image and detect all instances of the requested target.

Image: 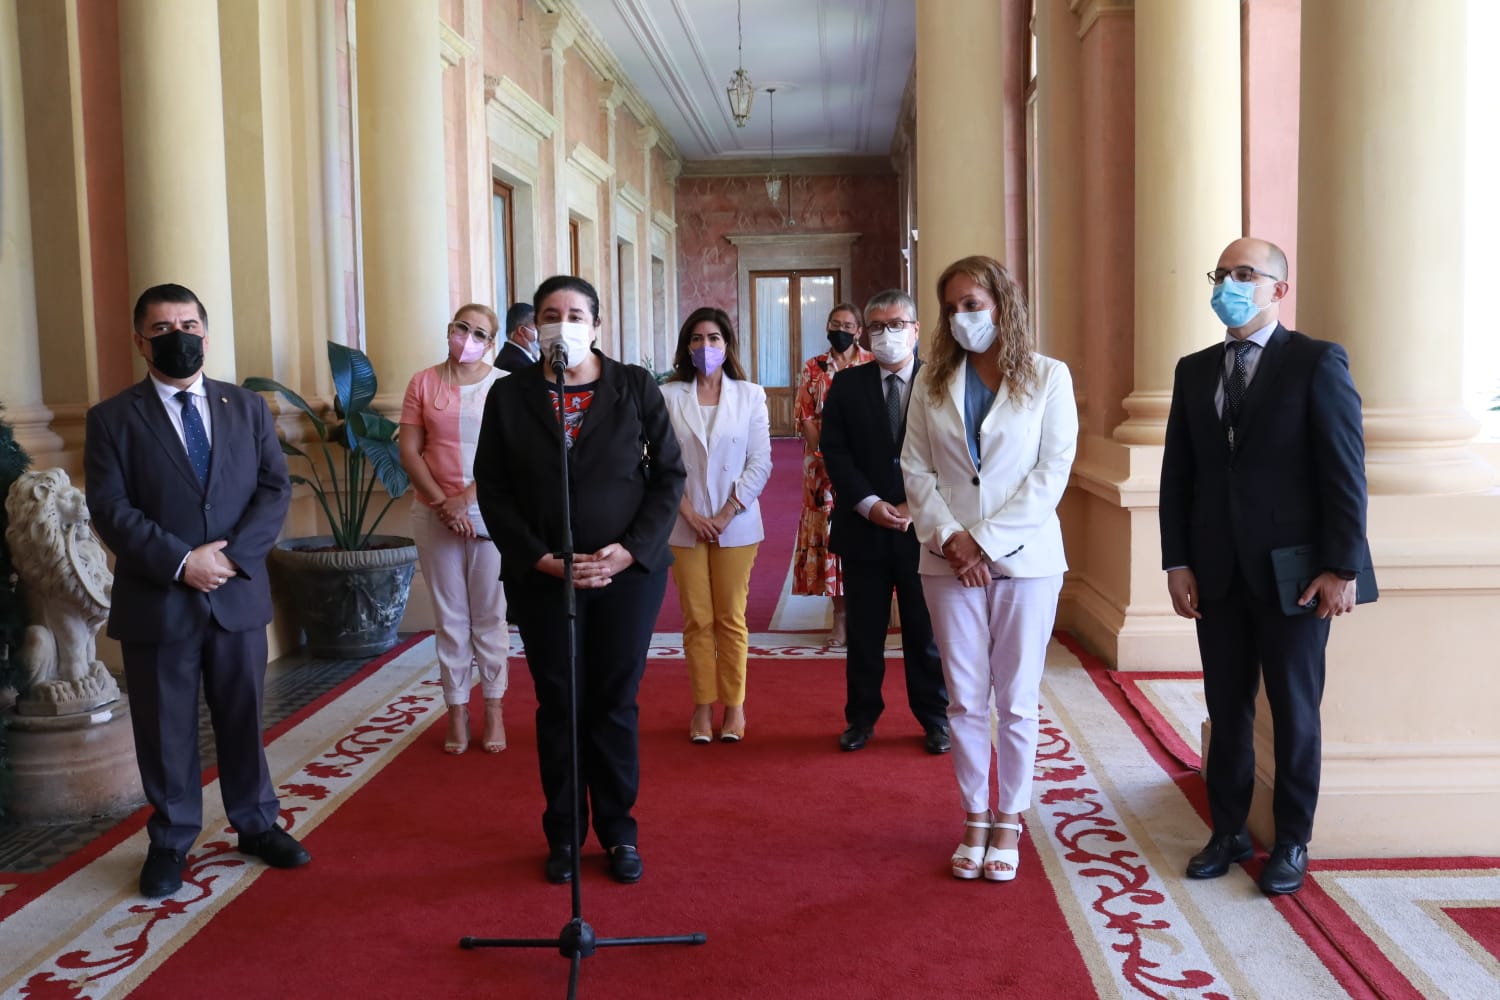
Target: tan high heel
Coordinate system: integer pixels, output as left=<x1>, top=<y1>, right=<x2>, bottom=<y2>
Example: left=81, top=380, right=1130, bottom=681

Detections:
left=720, top=705, right=746, bottom=743
left=482, top=698, right=506, bottom=753
left=444, top=704, right=469, bottom=755
left=689, top=704, right=714, bottom=744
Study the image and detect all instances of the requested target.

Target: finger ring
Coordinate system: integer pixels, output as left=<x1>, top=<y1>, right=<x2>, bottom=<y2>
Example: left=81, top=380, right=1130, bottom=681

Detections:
left=218, top=576, right=227, bottom=584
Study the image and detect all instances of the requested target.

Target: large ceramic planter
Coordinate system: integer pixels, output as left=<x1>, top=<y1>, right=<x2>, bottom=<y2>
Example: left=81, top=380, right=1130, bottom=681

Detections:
left=269, top=535, right=418, bottom=658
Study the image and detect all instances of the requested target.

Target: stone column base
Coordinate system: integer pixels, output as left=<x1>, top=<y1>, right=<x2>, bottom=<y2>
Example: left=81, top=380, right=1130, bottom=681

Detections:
left=3, top=698, right=144, bottom=825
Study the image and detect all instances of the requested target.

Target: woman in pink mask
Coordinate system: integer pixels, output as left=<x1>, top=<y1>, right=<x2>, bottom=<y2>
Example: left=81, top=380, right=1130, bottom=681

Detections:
left=660, top=308, right=772, bottom=743
left=400, top=303, right=510, bottom=755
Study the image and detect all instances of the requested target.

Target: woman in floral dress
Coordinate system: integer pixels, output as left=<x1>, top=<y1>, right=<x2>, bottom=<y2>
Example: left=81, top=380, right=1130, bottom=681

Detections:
left=791, top=302, right=873, bottom=645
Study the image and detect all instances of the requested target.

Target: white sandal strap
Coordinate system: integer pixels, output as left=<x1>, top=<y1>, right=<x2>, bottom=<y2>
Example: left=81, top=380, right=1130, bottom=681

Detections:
left=964, top=820, right=994, bottom=830
left=992, top=822, right=1023, bottom=834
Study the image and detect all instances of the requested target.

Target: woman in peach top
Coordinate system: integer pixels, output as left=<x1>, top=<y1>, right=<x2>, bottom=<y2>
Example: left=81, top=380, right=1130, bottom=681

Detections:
left=399, top=304, right=510, bottom=755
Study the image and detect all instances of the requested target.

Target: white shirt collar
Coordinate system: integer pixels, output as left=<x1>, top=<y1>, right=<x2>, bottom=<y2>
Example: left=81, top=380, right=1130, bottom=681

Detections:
left=150, top=372, right=206, bottom=403
left=1223, top=319, right=1277, bottom=350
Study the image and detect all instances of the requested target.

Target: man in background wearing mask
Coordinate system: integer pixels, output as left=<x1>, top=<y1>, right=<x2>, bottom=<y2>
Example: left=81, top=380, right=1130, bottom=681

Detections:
left=820, top=289, right=950, bottom=755
left=1160, top=238, right=1369, bottom=896
left=85, top=283, right=308, bottom=898
left=497, top=302, right=539, bottom=373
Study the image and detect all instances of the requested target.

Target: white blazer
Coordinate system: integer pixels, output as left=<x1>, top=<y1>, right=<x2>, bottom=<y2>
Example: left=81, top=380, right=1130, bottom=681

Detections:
left=662, top=377, right=773, bottom=549
left=901, top=353, right=1077, bottom=578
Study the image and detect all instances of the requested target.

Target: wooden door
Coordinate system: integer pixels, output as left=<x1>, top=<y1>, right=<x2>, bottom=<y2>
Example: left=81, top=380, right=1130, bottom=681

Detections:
left=749, top=269, right=839, bottom=436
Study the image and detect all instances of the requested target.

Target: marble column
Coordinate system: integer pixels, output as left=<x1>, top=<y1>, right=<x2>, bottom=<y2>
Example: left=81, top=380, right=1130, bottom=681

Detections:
left=1114, top=0, right=1241, bottom=445
left=914, top=0, right=1009, bottom=328
left=0, top=0, right=64, bottom=462
left=1297, top=0, right=1493, bottom=495
left=118, top=0, right=238, bottom=380
left=354, top=0, right=450, bottom=401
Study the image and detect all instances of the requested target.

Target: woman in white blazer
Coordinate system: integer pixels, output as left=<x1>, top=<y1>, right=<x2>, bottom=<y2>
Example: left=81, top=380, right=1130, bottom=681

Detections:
left=662, top=308, right=773, bottom=743
left=901, top=255, right=1078, bottom=883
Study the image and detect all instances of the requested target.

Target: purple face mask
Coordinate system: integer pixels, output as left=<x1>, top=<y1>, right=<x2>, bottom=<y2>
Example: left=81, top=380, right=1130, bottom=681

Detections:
left=691, top=344, right=726, bottom=376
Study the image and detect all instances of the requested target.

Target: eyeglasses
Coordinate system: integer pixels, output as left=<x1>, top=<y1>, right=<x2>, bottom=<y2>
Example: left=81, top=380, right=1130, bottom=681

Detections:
left=827, top=320, right=860, bottom=333
left=451, top=319, right=492, bottom=341
left=865, top=319, right=914, bottom=335
left=1206, top=266, right=1281, bottom=285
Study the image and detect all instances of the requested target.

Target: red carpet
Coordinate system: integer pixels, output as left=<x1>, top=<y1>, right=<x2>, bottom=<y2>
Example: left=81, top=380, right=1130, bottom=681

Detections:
left=132, top=654, right=1099, bottom=999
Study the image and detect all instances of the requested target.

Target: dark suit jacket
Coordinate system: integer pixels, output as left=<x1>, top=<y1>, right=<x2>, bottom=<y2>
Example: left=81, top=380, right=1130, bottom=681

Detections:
left=474, top=352, right=686, bottom=586
left=1159, top=324, right=1368, bottom=604
left=84, top=376, right=292, bottom=643
left=496, top=339, right=539, bottom=374
left=822, top=359, right=922, bottom=562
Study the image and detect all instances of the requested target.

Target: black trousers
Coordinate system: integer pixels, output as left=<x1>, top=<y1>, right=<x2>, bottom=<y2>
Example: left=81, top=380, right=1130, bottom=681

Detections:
left=841, top=551, right=948, bottom=732
left=508, top=564, right=667, bottom=850
left=1195, top=571, right=1330, bottom=846
left=122, top=624, right=279, bottom=852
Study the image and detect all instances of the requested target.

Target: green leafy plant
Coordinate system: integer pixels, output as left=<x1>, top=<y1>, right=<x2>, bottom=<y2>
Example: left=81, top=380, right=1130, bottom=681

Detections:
left=243, top=342, right=409, bottom=550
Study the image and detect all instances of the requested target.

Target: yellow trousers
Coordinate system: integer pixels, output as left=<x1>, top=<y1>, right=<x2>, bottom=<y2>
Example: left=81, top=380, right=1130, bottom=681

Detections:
left=670, top=541, right=760, bottom=706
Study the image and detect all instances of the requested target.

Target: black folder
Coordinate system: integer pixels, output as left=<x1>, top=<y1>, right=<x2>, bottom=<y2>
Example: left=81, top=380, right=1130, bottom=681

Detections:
left=1269, top=544, right=1378, bottom=616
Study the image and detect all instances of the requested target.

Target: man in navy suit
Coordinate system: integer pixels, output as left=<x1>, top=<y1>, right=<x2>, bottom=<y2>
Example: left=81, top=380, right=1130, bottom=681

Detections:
left=85, top=284, right=310, bottom=898
left=1160, top=238, right=1369, bottom=895
left=496, top=302, right=539, bottom=373
left=822, top=289, right=949, bottom=755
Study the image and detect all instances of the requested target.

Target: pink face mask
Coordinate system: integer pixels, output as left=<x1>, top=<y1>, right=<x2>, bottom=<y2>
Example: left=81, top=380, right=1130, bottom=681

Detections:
left=449, top=330, right=488, bottom=364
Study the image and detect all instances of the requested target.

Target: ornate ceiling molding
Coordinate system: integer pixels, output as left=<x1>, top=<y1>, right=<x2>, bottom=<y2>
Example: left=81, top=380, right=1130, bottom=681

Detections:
left=681, top=155, right=894, bottom=178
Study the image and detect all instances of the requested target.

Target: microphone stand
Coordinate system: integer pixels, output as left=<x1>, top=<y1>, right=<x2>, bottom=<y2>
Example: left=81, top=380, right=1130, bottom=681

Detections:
left=460, top=345, right=705, bottom=998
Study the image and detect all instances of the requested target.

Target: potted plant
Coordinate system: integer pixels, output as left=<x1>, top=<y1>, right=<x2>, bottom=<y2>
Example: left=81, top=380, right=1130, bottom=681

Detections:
left=244, top=342, right=418, bottom=657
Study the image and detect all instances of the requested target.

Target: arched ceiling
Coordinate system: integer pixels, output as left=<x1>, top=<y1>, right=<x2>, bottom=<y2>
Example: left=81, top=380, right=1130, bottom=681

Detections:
left=572, top=0, right=916, bottom=162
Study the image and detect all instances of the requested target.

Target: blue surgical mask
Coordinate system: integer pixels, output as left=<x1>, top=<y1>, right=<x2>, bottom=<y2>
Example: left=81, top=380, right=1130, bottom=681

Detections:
left=1210, top=278, right=1264, bottom=329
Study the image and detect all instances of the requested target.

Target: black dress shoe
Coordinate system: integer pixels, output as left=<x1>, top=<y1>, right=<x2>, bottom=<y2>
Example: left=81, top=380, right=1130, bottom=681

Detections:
left=923, top=725, right=952, bottom=755
left=1260, top=842, right=1309, bottom=895
left=839, top=725, right=874, bottom=751
left=1185, top=831, right=1253, bottom=879
left=140, top=846, right=188, bottom=898
left=238, top=825, right=311, bottom=868
left=545, top=843, right=574, bottom=884
left=607, top=845, right=643, bottom=884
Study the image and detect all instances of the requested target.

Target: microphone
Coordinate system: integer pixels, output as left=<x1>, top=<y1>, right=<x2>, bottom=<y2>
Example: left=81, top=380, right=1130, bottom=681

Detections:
left=549, top=341, right=568, bottom=375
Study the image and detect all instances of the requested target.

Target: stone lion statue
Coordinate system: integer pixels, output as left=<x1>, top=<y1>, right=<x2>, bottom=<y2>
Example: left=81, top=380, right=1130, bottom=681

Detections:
left=4, top=468, right=117, bottom=715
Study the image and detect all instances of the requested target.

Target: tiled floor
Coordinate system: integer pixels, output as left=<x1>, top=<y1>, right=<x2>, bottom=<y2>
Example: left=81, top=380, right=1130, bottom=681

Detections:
left=0, top=645, right=377, bottom=874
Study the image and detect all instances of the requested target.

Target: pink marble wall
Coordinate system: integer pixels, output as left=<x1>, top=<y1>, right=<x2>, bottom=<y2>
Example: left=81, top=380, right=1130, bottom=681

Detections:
left=483, top=0, right=544, bottom=101
left=77, top=0, right=133, bottom=396
left=1242, top=0, right=1301, bottom=327
left=563, top=51, right=605, bottom=156
left=615, top=105, right=645, bottom=195
left=1077, top=17, right=1135, bottom=439
left=651, top=145, right=674, bottom=215
left=674, top=173, right=901, bottom=324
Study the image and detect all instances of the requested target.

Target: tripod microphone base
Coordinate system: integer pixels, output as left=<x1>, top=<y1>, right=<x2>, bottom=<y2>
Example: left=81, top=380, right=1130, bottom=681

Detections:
left=458, top=919, right=704, bottom=957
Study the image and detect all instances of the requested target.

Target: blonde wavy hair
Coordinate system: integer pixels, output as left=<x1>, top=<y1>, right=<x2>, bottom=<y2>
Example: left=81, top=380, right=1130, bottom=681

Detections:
left=922, top=255, right=1037, bottom=407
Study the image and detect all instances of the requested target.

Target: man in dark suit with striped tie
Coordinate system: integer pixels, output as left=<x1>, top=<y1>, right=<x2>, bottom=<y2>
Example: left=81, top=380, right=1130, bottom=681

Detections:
left=821, top=289, right=949, bottom=755
left=85, top=284, right=309, bottom=898
left=1160, top=238, right=1369, bottom=895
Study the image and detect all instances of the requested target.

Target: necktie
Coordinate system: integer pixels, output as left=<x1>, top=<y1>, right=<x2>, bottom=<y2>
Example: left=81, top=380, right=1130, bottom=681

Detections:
left=1225, top=340, right=1253, bottom=419
left=176, top=390, right=211, bottom=485
left=885, top=373, right=903, bottom=439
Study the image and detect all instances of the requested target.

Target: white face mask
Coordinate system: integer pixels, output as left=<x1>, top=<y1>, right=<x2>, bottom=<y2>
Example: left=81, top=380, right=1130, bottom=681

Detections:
left=537, top=321, right=594, bottom=369
left=950, top=310, right=998, bottom=354
left=868, top=327, right=914, bottom=367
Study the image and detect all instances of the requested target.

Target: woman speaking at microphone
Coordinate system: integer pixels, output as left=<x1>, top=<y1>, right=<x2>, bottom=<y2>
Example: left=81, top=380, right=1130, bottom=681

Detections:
left=475, top=275, right=686, bottom=886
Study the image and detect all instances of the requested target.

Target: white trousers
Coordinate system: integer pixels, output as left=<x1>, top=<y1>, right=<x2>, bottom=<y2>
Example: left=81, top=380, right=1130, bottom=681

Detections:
left=923, top=572, right=1063, bottom=815
left=411, top=503, right=509, bottom=705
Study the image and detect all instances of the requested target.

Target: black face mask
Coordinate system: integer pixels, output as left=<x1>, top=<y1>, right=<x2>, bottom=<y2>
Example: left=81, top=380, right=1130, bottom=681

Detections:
left=148, top=330, right=205, bottom=379
left=826, top=329, right=855, bottom=353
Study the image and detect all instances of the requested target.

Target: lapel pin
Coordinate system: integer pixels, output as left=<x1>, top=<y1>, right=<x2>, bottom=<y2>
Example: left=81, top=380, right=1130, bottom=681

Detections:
left=221, top=396, right=228, bottom=404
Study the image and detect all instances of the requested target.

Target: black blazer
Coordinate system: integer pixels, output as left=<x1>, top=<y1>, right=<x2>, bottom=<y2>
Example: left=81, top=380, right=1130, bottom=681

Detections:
left=84, top=377, right=291, bottom=643
left=474, top=352, right=686, bottom=585
left=1159, top=324, right=1368, bottom=604
left=496, top=339, right=538, bottom=374
left=822, top=359, right=922, bottom=561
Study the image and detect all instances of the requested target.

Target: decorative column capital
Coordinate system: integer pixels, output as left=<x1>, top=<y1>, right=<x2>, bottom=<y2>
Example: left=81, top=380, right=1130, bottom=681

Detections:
left=638, top=125, right=660, bottom=150
left=600, top=79, right=626, bottom=112
left=1070, top=0, right=1134, bottom=39
left=438, top=21, right=474, bottom=67
left=539, top=12, right=576, bottom=55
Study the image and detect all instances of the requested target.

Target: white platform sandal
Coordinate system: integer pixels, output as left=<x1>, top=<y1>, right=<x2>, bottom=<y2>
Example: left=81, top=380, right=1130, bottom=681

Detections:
left=951, top=818, right=992, bottom=880
left=983, top=821, right=1024, bottom=882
